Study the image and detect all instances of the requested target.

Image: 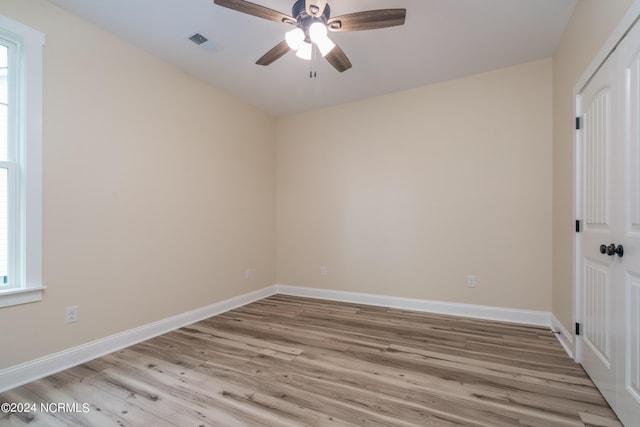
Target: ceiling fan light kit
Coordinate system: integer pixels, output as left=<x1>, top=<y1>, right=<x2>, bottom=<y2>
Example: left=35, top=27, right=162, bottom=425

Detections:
left=212, top=0, right=407, bottom=73
left=316, top=36, right=336, bottom=57
left=285, top=24, right=333, bottom=58
left=309, top=21, right=327, bottom=42
left=296, top=40, right=313, bottom=60
left=285, top=27, right=305, bottom=50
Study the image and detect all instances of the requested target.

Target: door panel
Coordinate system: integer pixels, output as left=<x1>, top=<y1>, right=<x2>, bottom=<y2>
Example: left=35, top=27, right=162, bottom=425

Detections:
left=579, top=55, right=617, bottom=408
left=580, top=14, right=640, bottom=425
left=617, top=19, right=640, bottom=423
left=626, top=273, right=640, bottom=402
left=584, top=88, right=612, bottom=231
left=629, top=50, right=640, bottom=235
left=584, top=259, right=612, bottom=368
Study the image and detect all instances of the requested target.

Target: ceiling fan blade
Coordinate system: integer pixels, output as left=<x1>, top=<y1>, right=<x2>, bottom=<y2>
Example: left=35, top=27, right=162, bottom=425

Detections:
left=256, top=40, right=291, bottom=66
left=324, top=43, right=352, bottom=73
left=305, top=0, right=328, bottom=18
left=213, top=0, right=296, bottom=24
left=327, top=9, right=406, bottom=32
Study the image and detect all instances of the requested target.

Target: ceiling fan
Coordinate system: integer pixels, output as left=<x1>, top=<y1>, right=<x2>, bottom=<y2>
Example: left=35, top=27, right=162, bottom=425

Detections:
left=212, top=0, right=407, bottom=72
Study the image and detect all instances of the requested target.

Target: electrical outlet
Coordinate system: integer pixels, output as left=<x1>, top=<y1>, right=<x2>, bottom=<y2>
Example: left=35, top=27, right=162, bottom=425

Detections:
left=245, top=268, right=251, bottom=280
left=467, top=276, right=476, bottom=288
left=65, top=306, right=78, bottom=324
left=320, top=266, right=328, bottom=276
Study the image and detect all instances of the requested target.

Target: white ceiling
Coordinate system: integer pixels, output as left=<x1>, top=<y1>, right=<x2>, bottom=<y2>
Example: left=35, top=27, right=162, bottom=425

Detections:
left=48, top=0, right=577, bottom=117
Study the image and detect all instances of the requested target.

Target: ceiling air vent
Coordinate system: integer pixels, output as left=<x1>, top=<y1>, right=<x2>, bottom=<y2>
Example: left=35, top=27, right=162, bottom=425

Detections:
left=187, top=32, right=220, bottom=52
left=188, top=33, right=208, bottom=45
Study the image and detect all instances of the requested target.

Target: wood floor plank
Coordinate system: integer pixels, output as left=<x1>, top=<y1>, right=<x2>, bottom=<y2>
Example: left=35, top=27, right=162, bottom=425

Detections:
left=265, top=346, right=593, bottom=426
left=0, top=295, right=622, bottom=426
left=99, top=349, right=308, bottom=426
left=237, top=353, right=522, bottom=426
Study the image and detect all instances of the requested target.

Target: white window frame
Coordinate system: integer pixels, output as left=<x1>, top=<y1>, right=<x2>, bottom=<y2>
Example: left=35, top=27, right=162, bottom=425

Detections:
left=0, top=15, right=44, bottom=308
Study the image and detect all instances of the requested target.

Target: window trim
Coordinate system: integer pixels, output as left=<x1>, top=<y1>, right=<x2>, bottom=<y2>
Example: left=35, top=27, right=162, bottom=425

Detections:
left=0, top=15, right=44, bottom=308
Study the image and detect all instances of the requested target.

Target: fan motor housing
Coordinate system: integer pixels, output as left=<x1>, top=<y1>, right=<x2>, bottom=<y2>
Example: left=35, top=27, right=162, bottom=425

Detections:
left=292, top=0, right=331, bottom=24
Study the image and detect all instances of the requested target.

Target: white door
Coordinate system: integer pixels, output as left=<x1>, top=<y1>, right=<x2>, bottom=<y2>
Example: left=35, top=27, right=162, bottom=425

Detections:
left=578, top=16, right=640, bottom=426
left=578, top=48, right=618, bottom=409
left=615, top=17, right=640, bottom=424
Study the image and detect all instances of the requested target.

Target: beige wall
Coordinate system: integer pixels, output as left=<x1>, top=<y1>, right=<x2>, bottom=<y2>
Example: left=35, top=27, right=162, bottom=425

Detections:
left=0, top=0, right=276, bottom=368
left=5, top=0, right=632, bottom=372
left=552, top=0, right=635, bottom=334
left=277, top=59, right=553, bottom=311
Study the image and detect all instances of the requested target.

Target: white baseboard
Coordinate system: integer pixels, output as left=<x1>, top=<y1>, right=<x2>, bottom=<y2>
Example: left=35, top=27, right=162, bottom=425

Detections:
left=275, top=284, right=551, bottom=327
left=0, top=285, right=278, bottom=393
left=550, top=313, right=574, bottom=359
left=1, top=283, right=557, bottom=394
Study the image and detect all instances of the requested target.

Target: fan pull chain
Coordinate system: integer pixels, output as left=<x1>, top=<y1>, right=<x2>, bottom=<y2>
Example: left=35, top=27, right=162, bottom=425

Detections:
left=309, top=45, right=317, bottom=78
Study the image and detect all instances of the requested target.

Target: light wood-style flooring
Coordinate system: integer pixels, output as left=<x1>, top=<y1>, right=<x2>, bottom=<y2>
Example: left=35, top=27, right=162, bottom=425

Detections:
left=0, top=295, right=622, bottom=426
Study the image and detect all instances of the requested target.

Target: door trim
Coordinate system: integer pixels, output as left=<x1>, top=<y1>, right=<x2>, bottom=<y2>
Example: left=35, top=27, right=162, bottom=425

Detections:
left=551, top=313, right=574, bottom=358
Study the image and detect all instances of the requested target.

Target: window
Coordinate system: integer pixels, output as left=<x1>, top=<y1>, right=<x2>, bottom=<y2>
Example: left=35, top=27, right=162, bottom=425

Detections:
left=0, top=15, right=44, bottom=308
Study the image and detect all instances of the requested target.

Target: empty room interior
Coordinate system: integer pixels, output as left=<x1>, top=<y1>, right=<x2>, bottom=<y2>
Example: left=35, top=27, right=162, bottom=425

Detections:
left=1, top=0, right=640, bottom=425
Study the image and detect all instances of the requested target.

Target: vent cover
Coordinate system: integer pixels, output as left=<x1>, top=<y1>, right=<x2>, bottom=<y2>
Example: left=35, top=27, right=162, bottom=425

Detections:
left=186, top=32, right=220, bottom=52
left=188, top=33, right=208, bottom=45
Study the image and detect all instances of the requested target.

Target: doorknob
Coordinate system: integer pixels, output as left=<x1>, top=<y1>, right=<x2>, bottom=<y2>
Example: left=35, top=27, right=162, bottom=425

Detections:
left=606, top=243, right=624, bottom=257
left=613, top=244, right=624, bottom=257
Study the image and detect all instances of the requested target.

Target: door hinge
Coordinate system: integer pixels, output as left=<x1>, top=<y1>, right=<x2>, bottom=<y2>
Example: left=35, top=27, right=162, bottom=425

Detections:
left=576, top=117, right=581, bottom=130
left=576, top=220, right=582, bottom=233
left=575, top=322, right=581, bottom=336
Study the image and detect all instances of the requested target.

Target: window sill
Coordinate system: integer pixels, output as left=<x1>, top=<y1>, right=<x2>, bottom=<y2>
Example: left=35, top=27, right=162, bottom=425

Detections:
left=0, top=286, right=46, bottom=308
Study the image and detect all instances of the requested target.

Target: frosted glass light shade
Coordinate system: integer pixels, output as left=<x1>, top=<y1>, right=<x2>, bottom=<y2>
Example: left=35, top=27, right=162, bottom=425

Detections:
left=316, top=36, right=335, bottom=56
left=296, top=41, right=313, bottom=60
left=285, top=28, right=305, bottom=50
left=309, top=22, right=327, bottom=44
left=308, top=22, right=334, bottom=57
